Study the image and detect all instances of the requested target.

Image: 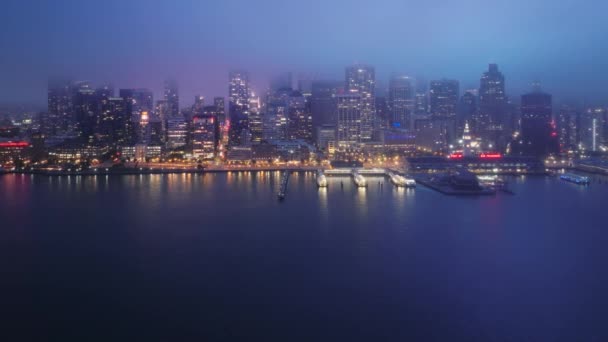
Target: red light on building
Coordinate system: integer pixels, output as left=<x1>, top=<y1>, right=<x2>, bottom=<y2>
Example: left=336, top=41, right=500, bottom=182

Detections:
left=551, top=132, right=558, bottom=137
left=479, top=153, right=502, bottom=159
left=0, top=141, right=29, bottom=148
left=448, top=153, right=463, bottom=159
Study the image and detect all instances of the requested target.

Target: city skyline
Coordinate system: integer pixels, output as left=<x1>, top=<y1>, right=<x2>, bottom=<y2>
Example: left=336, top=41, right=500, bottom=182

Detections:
left=1, top=0, right=608, bottom=106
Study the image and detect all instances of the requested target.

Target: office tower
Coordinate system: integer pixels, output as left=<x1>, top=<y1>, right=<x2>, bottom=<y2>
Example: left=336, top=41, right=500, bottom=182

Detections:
left=375, top=96, right=388, bottom=129
left=166, top=116, right=188, bottom=149
left=119, top=88, right=153, bottom=144
left=479, top=64, right=507, bottom=146
left=228, top=71, right=250, bottom=146
left=557, top=106, right=581, bottom=151
left=192, top=96, right=205, bottom=116
left=214, top=97, right=226, bottom=125
left=47, top=78, right=74, bottom=134
left=581, top=108, right=607, bottom=152
left=98, top=97, right=129, bottom=145
left=429, top=79, right=459, bottom=119
left=311, top=80, right=342, bottom=134
left=388, top=74, right=415, bottom=128
left=429, top=79, right=459, bottom=146
left=263, top=88, right=290, bottom=142
left=164, top=79, right=179, bottom=118
left=316, top=124, right=336, bottom=152
left=248, top=93, right=263, bottom=143
left=191, top=114, right=217, bottom=159
left=414, top=79, right=428, bottom=114
left=287, top=90, right=312, bottom=141
left=72, top=81, right=98, bottom=142
left=345, top=65, right=375, bottom=141
left=336, top=94, right=362, bottom=148
left=516, top=90, right=559, bottom=157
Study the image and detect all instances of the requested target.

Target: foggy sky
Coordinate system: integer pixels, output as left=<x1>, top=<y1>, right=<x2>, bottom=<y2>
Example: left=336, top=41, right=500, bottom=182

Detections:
left=1, top=0, right=607, bottom=108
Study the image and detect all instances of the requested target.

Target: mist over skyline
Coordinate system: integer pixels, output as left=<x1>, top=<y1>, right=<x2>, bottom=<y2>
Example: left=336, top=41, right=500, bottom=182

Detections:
left=1, top=0, right=607, bottom=107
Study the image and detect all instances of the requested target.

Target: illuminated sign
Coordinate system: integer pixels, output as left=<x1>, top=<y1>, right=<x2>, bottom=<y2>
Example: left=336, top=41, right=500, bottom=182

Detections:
left=479, top=153, right=502, bottom=159
left=0, top=141, right=29, bottom=148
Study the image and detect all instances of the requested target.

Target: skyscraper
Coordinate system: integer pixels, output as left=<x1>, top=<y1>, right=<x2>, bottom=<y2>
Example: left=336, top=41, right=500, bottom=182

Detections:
left=516, top=90, right=559, bottom=157
left=228, top=71, right=250, bottom=146
left=388, top=74, right=415, bottom=128
left=345, top=65, right=375, bottom=141
left=47, top=78, right=74, bottom=134
left=478, top=64, right=507, bottom=145
left=287, top=90, right=312, bottom=142
left=336, top=94, right=362, bottom=148
left=429, top=79, right=459, bottom=146
left=164, top=79, right=179, bottom=118
left=429, top=79, right=459, bottom=119
left=311, top=80, right=342, bottom=135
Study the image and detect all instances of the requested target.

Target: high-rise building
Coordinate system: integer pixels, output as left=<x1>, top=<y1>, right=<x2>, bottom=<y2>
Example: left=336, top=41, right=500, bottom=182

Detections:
left=164, top=79, right=179, bottom=118
left=429, top=79, right=459, bottom=146
left=72, top=81, right=98, bottom=142
left=388, top=74, right=415, bottom=128
left=429, top=79, right=459, bottom=119
left=228, top=71, right=250, bottom=146
left=166, top=116, right=188, bottom=149
left=336, top=94, right=362, bottom=148
left=192, top=96, right=205, bottom=116
left=311, top=80, right=342, bottom=135
left=263, top=88, right=290, bottom=142
left=345, top=65, right=375, bottom=141
left=249, top=93, right=263, bottom=143
left=557, top=105, right=581, bottom=151
left=287, top=90, right=312, bottom=142
left=47, top=78, right=74, bottom=134
left=515, top=90, right=559, bottom=157
left=214, top=97, right=226, bottom=125
left=479, top=64, right=507, bottom=146
left=191, top=114, right=217, bottom=159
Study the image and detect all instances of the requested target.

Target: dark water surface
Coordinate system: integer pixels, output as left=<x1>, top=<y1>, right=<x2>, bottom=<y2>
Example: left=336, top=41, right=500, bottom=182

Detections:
left=1, top=172, right=607, bottom=341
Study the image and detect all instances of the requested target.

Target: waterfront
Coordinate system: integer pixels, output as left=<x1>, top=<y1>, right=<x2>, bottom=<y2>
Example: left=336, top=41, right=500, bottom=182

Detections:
left=1, top=173, right=608, bottom=340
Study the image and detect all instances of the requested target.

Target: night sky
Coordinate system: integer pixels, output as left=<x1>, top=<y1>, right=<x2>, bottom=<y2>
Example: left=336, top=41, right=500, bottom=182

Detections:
left=1, top=0, right=607, bottom=107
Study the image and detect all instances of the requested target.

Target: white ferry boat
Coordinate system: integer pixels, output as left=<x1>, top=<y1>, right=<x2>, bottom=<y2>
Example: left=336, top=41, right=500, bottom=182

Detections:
left=352, top=171, right=367, bottom=187
left=316, top=171, right=328, bottom=187
left=388, top=172, right=416, bottom=188
left=560, top=173, right=590, bottom=185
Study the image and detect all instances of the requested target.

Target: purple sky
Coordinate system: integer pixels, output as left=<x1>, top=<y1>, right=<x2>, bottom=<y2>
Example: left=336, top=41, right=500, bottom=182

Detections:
left=1, top=0, right=607, bottom=108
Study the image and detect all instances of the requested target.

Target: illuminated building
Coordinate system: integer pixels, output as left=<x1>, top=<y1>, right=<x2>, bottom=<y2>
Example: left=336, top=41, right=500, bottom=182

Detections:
left=557, top=105, right=581, bottom=151
left=164, top=79, right=179, bottom=118
left=0, top=141, right=29, bottom=162
left=514, top=90, right=559, bottom=157
left=228, top=71, right=250, bottom=146
left=72, top=82, right=98, bottom=143
left=429, top=79, right=459, bottom=146
left=336, top=94, right=362, bottom=149
left=248, top=93, right=263, bottom=143
left=192, top=95, right=205, bottom=116
left=388, top=73, right=415, bottom=129
left=430, top=79, right=459, bottom=120
left=478, top=64, right=508, bottom=147
left=166, top=116, right=188, bottom=149
left=47, top=78, right=74, bottom=134
left=345, top=64, right=375, bottom=141
left=316, top=124, right=336, bottom=152
left=287, top=90, right=312, bottom=142
left=191, top=115, right=217, bottom=159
